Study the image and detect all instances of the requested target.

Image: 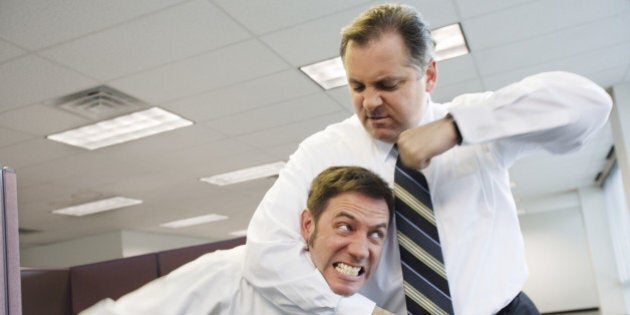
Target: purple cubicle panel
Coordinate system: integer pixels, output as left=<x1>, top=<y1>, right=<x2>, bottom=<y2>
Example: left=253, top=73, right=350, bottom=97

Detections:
left=1, top=166, right=22, bottom=315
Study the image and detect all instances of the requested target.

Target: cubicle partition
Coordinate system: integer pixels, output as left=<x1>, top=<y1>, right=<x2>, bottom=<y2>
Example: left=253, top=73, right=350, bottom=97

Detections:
left=21, top=236, right=246, bottom=315
left=1, top=166, right=21, bottom=315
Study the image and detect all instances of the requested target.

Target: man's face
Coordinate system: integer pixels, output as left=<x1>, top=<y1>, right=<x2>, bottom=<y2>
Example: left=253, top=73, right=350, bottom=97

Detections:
left=301, top=191, right=390, bottom=296
left=343, top=32, right=437, bottom=143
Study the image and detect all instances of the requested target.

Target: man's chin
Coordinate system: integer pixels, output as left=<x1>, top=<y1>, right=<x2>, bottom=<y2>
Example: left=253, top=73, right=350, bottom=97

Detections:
left=364, top=125, right=400, bottom=143
left=371, top=130, right=398, bottom=143
left=332, top=286, right=359, bottom=297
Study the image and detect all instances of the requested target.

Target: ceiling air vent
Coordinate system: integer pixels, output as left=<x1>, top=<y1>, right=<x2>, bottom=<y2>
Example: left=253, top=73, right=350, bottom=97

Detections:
left=50, top=85, right=149, bottom=121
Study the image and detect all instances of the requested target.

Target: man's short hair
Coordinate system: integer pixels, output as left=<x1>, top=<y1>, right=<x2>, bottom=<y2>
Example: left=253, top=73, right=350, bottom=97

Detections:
left=340, top=3, right=435, bottom=72
left=307, top=166, right=393, bottom=224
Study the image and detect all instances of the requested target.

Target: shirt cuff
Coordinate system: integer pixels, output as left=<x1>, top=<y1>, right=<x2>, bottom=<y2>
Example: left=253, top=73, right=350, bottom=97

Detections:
left=335, top=294, right=376, bottom=315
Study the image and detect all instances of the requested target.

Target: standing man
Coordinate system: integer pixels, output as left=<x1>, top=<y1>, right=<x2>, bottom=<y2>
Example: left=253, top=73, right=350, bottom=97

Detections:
left=243, top=3, right=612, bottom=315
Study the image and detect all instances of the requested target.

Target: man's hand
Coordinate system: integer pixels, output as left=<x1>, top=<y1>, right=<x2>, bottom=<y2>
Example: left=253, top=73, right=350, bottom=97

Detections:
left=371, top=305, right=396, bottom=315
left=396, top=115, right=459, bottom=170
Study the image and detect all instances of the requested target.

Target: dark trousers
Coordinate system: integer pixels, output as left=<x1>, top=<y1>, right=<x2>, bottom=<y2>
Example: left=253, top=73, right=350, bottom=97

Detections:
left=495, top=292, right=540, bottom=315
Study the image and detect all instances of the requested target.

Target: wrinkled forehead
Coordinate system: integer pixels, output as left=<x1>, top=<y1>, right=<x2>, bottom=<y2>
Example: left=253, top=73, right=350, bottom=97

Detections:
left=319, top=192, right=390, bottom=226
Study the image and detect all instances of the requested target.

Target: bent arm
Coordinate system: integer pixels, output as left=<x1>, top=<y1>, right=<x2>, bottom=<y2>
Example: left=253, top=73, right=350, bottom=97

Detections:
left=242, top=140, right=376, bottom=315
left=449, top=71, right=612, bottom=157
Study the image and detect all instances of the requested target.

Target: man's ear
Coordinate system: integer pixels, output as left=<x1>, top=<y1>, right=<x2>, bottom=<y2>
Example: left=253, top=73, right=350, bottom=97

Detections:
left=300, top=208, right=314, bottom=244
left=424, top=59, right=437, bottom=92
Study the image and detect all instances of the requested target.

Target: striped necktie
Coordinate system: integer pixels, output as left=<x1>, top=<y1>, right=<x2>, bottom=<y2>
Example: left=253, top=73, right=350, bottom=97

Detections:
left=394, top=157, right=454, bottom=315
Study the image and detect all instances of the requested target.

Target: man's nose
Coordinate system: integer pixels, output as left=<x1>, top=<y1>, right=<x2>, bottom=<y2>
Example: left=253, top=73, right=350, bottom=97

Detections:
left=362, top=88, right=383, bottom=111
left=348, top=235, right=369, bottom=261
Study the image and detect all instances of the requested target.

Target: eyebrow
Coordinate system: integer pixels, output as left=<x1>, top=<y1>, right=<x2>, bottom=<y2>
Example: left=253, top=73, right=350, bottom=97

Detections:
left=335, top=211, right=388, bottom=230
left=348, top=76, right=404, bottom=86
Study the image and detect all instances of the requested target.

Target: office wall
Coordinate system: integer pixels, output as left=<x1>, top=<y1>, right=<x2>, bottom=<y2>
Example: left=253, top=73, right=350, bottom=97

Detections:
left=520, top=206, right=599, bottom=312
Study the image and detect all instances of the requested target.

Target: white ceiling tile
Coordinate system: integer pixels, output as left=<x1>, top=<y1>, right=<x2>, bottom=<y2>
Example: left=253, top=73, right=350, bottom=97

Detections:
left=261, top=9, right=361, bottom=66
left=0, top=138, right=82, bottom=170
left=263, top=142, right=300, bottom=161
left=0, top=38, right=26, bottom=63
left=144, top=138, right=259, bottom=176
left=0, top=55, right=96, bottom=112
left=0, top=127, right=33, bottom=148
left=214, top=0, right=370, bottom=35
left=206, top=92, right=342, bottom=136
left=474, top=15, right=630, bottom=76
left=400, top=0, right=459, bottom=27
left=195, top=149, right=280, bottom=179
left=463, top=0, right=630, bottom=51
left=435, top=54, right=479, bottom=86
left=108, top=39, right=289, bottom=104
left=41, top=0, right=250, bottom=81
left=483, top=41, right=630, bottom=90
left=16, top=151, right=168, bottom=196
left=0, top=0, right=187, bottom=50
left=163, top=69, right=320, bottom=122
left=236, top=111, right=349, bottom=148
left=431, top=79, right=484, bottom=103
left=0, top=103, right=91, bottom=136
left=17, top=180, right=79, bottom=211
left=93, top=123, right=226, bottom=164
left=454, top=0, right=534, bottom=19
left=326, top=86, right=354, bottom=113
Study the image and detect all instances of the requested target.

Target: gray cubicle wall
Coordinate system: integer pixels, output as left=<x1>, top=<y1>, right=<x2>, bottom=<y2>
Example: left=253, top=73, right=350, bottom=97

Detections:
left=1, top=166, right=21, bottom=315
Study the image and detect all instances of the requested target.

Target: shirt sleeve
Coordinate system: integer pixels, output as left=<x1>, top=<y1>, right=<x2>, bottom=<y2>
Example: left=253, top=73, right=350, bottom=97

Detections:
left=242, top=135, right=377, bottom=315
left=448, top=71, right=612, bottom=163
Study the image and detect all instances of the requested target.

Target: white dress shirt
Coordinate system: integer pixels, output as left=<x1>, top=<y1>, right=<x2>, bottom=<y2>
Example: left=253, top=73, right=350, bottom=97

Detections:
left=80, top=245, right=295, bottom=315
left=243, top=72, right=612, bottom=315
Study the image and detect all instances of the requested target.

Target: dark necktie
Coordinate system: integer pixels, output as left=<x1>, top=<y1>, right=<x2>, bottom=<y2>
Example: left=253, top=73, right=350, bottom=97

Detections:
left=394, top=157, right=454, bottom=315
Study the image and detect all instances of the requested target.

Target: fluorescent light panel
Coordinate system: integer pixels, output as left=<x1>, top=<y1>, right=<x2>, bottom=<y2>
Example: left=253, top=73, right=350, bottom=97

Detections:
left=47, top=107, right=193, bottom=150
left=432, top=23, right=469, bottom=62
left=300, top=57, right=346, bottom=90
left=52, top=197, right=142, bottom=217
left=300, top=23, right=469, bottom=90
left=200, top=161, right=286, bottom=186
left=160, top=214, right=228, bottom=228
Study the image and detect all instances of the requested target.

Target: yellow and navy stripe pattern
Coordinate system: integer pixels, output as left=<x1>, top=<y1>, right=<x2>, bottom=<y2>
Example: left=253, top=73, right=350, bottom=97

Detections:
left=394, top=158, right=454, bottom=315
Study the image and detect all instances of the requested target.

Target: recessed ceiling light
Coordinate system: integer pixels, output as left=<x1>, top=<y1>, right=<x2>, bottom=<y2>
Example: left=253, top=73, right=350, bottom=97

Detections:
left=300, top=23, right=469, bottom=90
left=52, top=197, right=142, bottom=217
left=47, top=107, right=193, bottom=150
left=432, top=23, right=469, bottom=62
left=300, top=57, right=347, bottom=90
left=200, top=161, right=286, bottom=186
left=229, top=229, right=248, bottom=237
left=160, top=214, right=228, bottom=228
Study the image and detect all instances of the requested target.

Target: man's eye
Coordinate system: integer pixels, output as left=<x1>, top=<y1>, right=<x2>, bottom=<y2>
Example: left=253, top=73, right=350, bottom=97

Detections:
left=378, top=82, right=399, bottom=91
left=370, top=231, right=385, bottom=240
left=338, top=224, right=351, bottom=232
left=350, top=84, right=365, bottom=92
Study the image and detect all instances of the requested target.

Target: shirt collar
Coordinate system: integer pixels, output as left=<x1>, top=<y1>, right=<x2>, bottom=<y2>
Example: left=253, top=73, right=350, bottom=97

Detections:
left=374, top=139, right=395, bottom=162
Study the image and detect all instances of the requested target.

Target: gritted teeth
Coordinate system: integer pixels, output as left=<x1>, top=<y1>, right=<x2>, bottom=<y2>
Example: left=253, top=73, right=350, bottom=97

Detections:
left=333, top=262, right=363, bottom=276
